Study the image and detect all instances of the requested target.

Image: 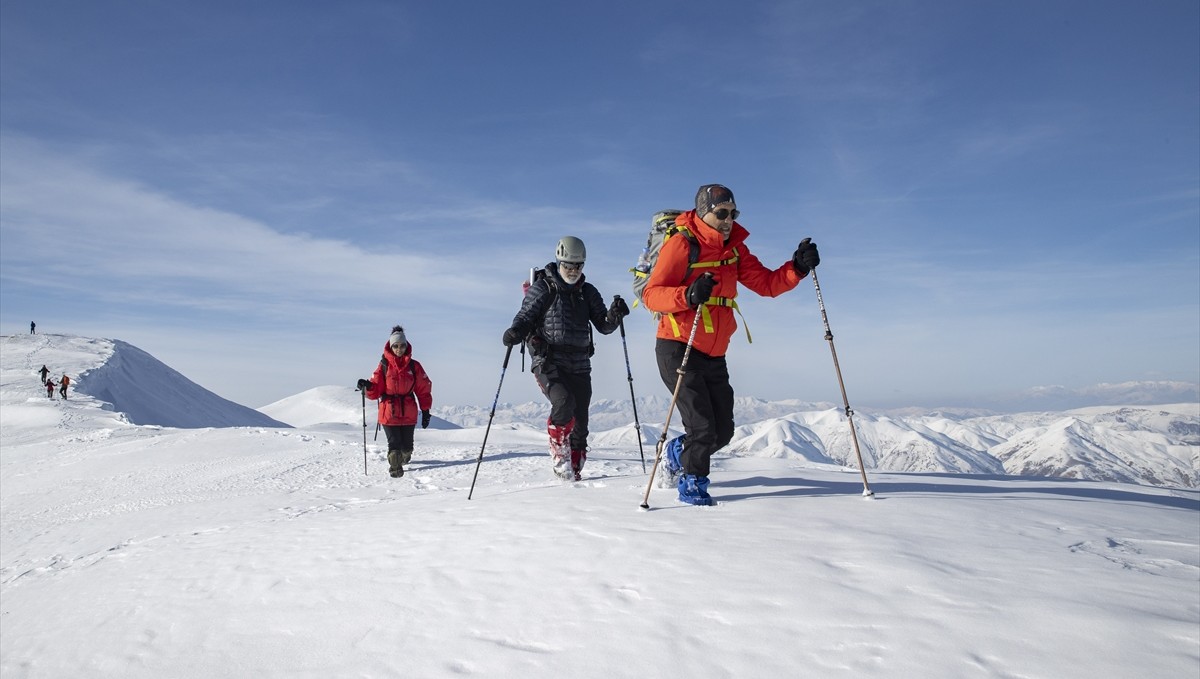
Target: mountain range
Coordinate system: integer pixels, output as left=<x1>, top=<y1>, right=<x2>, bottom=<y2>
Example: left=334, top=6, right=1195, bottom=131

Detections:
left=7, top=333, right=1196, bottom=489
left=418, top=395, right=1198, bottom=488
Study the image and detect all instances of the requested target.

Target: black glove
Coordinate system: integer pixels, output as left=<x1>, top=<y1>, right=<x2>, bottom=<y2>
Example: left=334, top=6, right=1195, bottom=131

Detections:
left=356, top=378, right=373, bottom=391
left=421, top=410, right=431, bottom=429
left=608, top=296, right=630, bottom=321
left=793, top=239, right=820, bottom=275
left=686, top=274, right=716, bottom=307
left=502, top=327, right=523, bottom=346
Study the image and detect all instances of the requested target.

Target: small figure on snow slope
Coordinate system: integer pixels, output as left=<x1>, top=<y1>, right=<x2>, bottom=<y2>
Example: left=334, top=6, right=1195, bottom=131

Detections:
left=642, top=184, right=819, bottom=505
left=44, top=378, right=56, bottom=399
left=59, top=374, right=71, bottom=399
left=357, top=326, right=434, bottom=478
left=502, top=236, right=630, bottom=481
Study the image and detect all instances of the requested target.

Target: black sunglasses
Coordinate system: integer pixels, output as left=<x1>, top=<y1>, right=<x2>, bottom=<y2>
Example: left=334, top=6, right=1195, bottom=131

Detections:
left=559, top=261, right=584, bottom=271
left=711, top=208, right=740, bottom=221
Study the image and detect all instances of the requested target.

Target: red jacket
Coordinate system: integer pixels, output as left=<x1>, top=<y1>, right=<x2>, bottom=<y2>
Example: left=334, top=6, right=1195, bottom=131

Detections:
left=366, top=341, right=433, bottom=426
left=642, top=210, right=803, bottom=357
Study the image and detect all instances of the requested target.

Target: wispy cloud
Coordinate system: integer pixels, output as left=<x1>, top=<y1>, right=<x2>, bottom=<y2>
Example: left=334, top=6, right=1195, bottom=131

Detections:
left=0, top=137, right=496, bottom=322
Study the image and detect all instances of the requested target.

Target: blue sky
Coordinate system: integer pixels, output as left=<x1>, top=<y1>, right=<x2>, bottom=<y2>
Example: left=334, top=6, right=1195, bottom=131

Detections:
left=2, top=0, right=1197, bottom=411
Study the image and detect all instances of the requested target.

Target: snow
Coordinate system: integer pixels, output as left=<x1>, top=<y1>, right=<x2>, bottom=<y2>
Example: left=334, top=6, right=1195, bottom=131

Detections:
left=2, top=334, right=1198, bottom=678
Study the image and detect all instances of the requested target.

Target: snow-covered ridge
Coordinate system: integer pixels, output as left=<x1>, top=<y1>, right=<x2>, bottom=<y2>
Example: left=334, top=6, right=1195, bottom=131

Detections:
left=259, top=385, right=458, bottom=430
left=2, top=333, right=287, bottom=429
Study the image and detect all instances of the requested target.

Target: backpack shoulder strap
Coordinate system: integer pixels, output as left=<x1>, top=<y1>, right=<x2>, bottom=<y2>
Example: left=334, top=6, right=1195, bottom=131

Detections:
left=668, top=226, right=703, bottom=280
left=676, top=225, right=737, bottom=274
left=675, top=226, right=701, bottom=267
left=534, top=272, right=558, bottom=325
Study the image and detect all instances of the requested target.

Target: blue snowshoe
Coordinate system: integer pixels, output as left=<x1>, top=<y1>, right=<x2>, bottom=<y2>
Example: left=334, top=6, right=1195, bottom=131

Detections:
left=677, top=473, right=714, bottom=506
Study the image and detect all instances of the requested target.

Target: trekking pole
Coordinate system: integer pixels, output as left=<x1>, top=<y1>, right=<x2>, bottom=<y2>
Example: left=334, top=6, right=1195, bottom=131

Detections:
left=803, top=239, right=874, bottom=498
left=614, top=297, right=646, bottom=473
left=468, top=344, right=514, bottom=500
left=359, top=387, right=368, bottom=475
left=639, top=275, right=710, bottom=510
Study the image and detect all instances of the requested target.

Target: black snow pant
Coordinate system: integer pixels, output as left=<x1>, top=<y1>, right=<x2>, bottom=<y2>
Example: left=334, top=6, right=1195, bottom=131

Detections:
left=655, top=338, right=735, bottom=478
left=533, top=359, right=593, bottom=452
left=382, top=425, right=415, bottom=455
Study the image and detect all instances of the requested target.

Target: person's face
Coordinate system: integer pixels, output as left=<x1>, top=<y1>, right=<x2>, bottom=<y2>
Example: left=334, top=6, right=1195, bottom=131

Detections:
left=558, top=260, right=584, bottom=284
left=701, top=201, right=738, bottom=240
left=390, top=341, right=407, bottom=355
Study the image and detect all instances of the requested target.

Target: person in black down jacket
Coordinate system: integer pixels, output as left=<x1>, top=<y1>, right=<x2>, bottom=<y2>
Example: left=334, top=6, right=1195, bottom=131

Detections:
left=503, top=236, right=630, bottom=481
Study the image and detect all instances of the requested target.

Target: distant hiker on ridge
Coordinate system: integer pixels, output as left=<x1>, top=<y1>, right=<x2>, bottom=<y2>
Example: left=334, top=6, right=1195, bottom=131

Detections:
left=39, top=365, right=49, bottom=383
left=642, top=183, right=819, bottom=506
left=30, top=321, right=36, bottom=334
left=501, top=236, right=629, bottom=481
left=357, top=325, right=434, bottom=478
left=59, top=374, right=71, bottom=400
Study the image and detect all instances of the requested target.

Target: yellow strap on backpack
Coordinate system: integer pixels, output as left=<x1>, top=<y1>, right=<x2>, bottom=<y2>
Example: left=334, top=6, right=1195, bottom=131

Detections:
left=667, top=296, right=753, bottom=344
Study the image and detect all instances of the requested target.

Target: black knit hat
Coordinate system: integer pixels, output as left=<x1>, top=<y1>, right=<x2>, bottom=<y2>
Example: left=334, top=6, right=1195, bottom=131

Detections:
left=695, top=184, right=735, bottom=218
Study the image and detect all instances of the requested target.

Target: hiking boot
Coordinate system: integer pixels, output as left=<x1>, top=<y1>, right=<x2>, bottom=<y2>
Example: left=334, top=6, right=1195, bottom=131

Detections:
left=400, top=449, right=412, bottom=465
left=570, top=449, right=587, bottom=481
left=387, top=450, right=405, bottom=478
left=547, top=418, right=576, bottom=480
left=552, top=452, right=572, bottom=480
left=656, top=435, right=685, bottom=488
left=677, top=474, right=714, bottom=506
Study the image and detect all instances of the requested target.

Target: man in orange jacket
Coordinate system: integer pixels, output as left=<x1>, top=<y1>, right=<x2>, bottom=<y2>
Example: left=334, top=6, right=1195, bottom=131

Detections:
left=642, top=184, right=819, bottom=505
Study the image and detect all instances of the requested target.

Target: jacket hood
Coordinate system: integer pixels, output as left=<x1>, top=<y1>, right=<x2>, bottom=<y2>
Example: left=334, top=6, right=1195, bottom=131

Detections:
left=679, top=210, right=749, bottom=249
left=382, top=339, right=414, bottom=359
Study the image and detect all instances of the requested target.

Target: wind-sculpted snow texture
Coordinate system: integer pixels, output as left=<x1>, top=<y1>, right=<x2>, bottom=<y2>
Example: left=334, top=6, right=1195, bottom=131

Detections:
left=2, top=333, right=1198, bottom=677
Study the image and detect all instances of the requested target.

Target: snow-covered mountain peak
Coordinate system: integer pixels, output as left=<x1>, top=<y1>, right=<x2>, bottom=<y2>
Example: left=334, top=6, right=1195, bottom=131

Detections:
left=1, top=333, right=287, bottom=428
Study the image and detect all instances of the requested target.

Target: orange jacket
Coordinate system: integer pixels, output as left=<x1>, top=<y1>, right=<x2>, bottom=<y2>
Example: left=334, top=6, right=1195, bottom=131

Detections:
left=642, top=210, right=803, bottom=357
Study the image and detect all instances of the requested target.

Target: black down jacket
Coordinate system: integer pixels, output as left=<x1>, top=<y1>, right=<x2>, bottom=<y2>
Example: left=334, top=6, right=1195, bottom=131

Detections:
left=509, top=262, right=620, bottom=373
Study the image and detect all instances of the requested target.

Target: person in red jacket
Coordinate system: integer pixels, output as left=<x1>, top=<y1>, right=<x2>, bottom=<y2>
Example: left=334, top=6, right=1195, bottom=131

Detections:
left=357, top=326, right=434, bottom=478
left=642, top=184, right=820, bottom=505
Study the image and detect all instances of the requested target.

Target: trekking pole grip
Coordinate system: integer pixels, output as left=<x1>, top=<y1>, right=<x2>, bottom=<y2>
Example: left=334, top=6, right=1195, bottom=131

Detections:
left=614, top=295, right=627, bottom=339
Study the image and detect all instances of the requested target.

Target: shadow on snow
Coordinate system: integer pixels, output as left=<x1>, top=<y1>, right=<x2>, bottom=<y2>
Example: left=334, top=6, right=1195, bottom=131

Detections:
left=717, top=474, right=1199, bottom=510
